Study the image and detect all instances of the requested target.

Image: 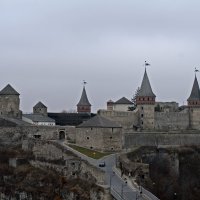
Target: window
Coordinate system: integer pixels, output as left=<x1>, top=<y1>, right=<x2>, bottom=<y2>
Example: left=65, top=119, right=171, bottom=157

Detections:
left=87, top=137, right=89, bottom=140
left=34, top=135, right=41, bottom=139
left=110, top=136, right=112, bottom=139
left=141, top=114, right=144, bottom=118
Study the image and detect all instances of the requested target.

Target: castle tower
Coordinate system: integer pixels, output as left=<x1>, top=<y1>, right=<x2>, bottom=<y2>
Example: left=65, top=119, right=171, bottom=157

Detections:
left=33, top=101, right=48, bottom=116
left=187, top=74, right=200, bottom=129
left=136, top=68, right=156, bottom=130
left=0, top=84, right=21, bottom=118
left=77, top=86, right=91, bottom=113
left=187, top=75, right=200, bottom=106
left=107, top=100, right=114, bottom=111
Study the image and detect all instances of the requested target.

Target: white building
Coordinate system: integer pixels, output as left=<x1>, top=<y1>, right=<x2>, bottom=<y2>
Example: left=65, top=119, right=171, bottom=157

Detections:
left=113, top=97, right=133, bottom=112
left=22, top=114, right=55, bottom=126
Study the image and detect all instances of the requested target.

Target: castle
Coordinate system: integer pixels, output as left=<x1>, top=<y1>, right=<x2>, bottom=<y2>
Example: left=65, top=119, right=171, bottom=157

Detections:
left=0, top=68, right=200, bottom=132
left=98, top=68, right=200, bottom=131
left=0, top=68, right=200, bottom=152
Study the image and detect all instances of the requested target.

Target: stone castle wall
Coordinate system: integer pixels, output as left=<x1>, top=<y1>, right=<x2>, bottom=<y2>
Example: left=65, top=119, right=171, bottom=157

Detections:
left=189, top=108, right=200, bottom=130
left=33, top=107, right=47, bottom=116
left=0, top=125, right=76, bottom=146
left=124, top=131, right=200, bottom=148
left=0, top=95, right=20, bottom=118
left=138, top=105, right=155, bottom=130
left=155, top=111, right=190, bottom=130
left=98, top=109, right=139, bottom=129
left=76, top=127, right=122, bottom=152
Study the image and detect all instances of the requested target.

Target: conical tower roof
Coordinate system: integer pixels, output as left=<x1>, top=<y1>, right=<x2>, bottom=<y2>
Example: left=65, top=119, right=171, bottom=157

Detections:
left=77, top=86, right=91, bottom=106
left=137, top=68, right=156, bottom=97
left=33, top=101, right=47, bottom=108
left=0, top=84, right=19, bottom=95
left=188, top=75, right=200, bottom=101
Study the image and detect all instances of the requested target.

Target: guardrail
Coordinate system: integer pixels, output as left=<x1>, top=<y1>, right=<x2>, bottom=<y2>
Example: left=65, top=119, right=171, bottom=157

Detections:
left=141, top=187, right=160, bottom=200
left=111, top=187, right=126, bottom=200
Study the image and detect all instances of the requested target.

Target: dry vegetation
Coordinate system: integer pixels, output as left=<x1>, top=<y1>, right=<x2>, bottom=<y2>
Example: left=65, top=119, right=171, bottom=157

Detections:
left=0, top=148, right=103, bottom=200
left=127, top=146, right=200, bottom=200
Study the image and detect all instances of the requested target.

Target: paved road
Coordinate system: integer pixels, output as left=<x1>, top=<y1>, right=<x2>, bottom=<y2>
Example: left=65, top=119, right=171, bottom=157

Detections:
left=100, top=154, right=141, bottom=200
left=58, top=141, right=158, bottom=200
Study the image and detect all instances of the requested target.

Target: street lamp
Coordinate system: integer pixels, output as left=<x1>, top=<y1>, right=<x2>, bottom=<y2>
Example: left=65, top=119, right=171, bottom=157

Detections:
left=109, top=171, right=115, bottom=192
left=174, top=192, right=177, bottom=200
left=121, top=178, right=127, bottom=199
left=136, top=193, right=140, bottom=200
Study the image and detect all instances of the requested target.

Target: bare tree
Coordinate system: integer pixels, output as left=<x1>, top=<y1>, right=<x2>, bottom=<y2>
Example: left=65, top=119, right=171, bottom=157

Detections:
left=129, top=87, right=140, bottom=111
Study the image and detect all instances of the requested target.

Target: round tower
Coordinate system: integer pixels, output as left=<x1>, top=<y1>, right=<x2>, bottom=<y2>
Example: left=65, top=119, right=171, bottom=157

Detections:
left=77, top=86, right=91, bottom=113
left=0, top=84, right=21, bottom=118
left=107, top=100, right=114, bottom=111
left=187, top=75, right=200, bottom=107
left=136, top=67, right=156, bottom=130
left=33, top=101, right=47, bottom=116
left=187, top=74, right=200, bottom=129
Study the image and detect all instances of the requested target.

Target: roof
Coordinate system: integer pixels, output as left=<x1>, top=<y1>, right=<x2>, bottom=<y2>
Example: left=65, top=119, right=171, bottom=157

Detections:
left=137, top=68, right=156, bottom=97
left=188, top=75, right=200, bottom=101
left=0, top=116, right=30, bottom=127
left=114, top=97, right=133, bottom=105
left=48, top=112, right=95, bottom=126
left=77, top=86, right=91, bottom=106
left=0, top=84, right=19, bottom=95
left=77, top=115, right=121, bottom=128
left=23, top=114, right=55, bottom=123
left=33, top=101, right=47, bottom=109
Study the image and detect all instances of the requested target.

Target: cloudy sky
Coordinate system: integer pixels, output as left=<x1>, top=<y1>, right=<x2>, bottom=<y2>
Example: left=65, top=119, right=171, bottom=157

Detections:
left=0, top=0, right=200, bottom=112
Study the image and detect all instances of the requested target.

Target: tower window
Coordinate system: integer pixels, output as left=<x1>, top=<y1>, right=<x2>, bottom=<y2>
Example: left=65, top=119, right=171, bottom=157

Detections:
left=141, top=107, right=144, bottom=110
left=87, top=137, right=89, bottom=140
left=141, top=114, right=144, bottom=118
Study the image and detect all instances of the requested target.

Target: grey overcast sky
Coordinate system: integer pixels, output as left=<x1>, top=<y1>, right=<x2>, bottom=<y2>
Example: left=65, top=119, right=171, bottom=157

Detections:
left=0, top=0, right=200, bottom=112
